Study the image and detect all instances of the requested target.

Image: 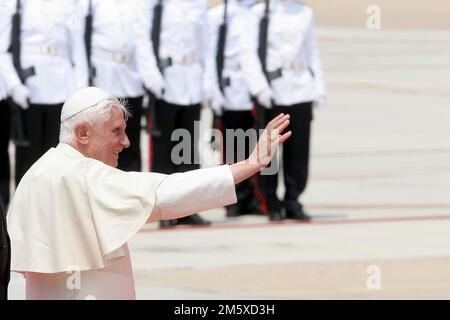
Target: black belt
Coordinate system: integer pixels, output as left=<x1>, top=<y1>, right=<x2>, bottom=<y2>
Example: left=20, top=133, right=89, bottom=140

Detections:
left=220, top=77, right=231, bottom=88
left=158, top=57, right=172, bottom=69
left=266, top=68, right=283, bottom=82
left=220, top=68, right=282, bottom=91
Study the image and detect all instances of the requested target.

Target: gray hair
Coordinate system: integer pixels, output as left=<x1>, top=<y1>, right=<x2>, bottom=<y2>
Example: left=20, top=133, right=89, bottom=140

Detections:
left=59, top=97, right=131, bottom=143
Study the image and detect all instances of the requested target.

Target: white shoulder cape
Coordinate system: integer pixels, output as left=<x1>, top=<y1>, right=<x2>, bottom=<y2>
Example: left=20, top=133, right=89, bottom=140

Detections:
left=7, top=143, right=166, bottom=273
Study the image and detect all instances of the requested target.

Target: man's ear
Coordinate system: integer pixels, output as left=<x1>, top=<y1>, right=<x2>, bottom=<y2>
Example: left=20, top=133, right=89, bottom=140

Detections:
left=73, top=122, right=90, bottom=145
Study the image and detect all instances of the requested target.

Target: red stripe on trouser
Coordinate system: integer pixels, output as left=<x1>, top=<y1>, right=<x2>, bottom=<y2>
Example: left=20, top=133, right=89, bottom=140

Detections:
left=250, top=105, right=257, bottom=118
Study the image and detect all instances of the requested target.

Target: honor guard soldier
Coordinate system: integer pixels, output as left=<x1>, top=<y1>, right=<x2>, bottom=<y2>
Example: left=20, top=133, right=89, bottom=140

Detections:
left=1, top=2, right=29, bottom=207
left=0, top=45, right=11, bottom=206
left=1, top=2, right=18, bottom=207
left=135, top=0, right=211, bottom=227
left=0, top=0, right=88, bottom=185
left=0, top=72, right=10, bottom=209
left=81, top=0, right=145, bottom=171
left=242, top=0, right=327, bottom=221
left=205, top=0, right=262, bottom=218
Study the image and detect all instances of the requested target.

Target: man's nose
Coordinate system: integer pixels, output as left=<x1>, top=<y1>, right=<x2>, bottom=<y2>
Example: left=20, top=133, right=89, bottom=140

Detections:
left=122, top=134, right=130, bottom=148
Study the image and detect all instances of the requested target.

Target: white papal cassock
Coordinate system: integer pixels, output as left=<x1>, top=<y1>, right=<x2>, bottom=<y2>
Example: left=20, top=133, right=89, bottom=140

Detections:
left=7, top=143, right=237, bottom=299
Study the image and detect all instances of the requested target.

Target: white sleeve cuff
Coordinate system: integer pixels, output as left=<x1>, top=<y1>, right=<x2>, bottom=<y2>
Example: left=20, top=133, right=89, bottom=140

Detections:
left=156, top=165, right=237, bottom=220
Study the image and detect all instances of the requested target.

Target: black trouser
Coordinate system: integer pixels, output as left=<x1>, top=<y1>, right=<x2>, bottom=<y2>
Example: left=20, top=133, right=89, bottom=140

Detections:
left=0, top=100, right=10, bottom=207
left=15, top=103, right=62, bottom=185
left=222, top=110, right=258, bottom=212
left=258, top=102, right=313, bottom=213
left=0, top=195, right=11, bottom=300
left=117, top=96, right=143, bottom=172
left=151, top=99, right=201, bottom=174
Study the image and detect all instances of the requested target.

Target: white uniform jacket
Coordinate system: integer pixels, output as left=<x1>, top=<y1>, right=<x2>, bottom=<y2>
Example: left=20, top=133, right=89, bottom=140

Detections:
left=0, top=0, right=88, bottom=104
left=135, top=0, right=208, bottom=106
left=0, top=12, right=9, bottom=100
left=0, top=80, right=6, bottom=100
left=0, top=10, right=21, bottom=99
left=205, top=0, right=254, bottom=112
left=242, top=0, right=326, bottom=106
left=0, top=74, right=7, bottom=101
left=0, top=2, right=16, bottom=99
left=80, top=0, right=145, bottom=98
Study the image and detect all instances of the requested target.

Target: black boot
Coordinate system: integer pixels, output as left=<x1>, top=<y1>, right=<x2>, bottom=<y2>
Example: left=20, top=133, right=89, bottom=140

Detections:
left=226, top=204, right=240, bottom=218
left=178, top=214, right=211, bottom=226
left=269, top=210, right=284, bottom=221
left=284, top=201, right=311, bottom=221
left=159, top=219, right=178, bottom=228
left=267, top=199, right=284, bottom=222
left=241, top=197, right=262, bottom=215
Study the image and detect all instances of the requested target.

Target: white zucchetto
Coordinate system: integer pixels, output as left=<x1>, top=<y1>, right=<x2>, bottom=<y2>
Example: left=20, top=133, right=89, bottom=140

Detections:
left=60, top=87, right=115, bottom=121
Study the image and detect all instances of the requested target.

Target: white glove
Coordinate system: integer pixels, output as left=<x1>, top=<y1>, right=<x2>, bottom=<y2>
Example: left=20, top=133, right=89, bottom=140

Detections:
left=313, top=95, right=327, bottom=108
left=149, top=78, right=165, bottom=99
left=256, top=87, right=274, bottom=109
left=12, top=84, right=30, bottom=110
left=210, top=92, right=225, bottom=117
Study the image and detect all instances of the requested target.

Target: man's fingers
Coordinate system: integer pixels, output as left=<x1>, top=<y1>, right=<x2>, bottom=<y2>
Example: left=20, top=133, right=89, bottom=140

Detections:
left=278, top=131, right=292, bottom=144
left=267, top=113, right=285, bottom=128
left=276, top=119, right=290, bottom=134
left=271, top=113, right=285, bottom=123
left=267, top=116, right=290, bottom=140
left=271, top=114, right=290, bottom=130
left=268, top=119, right=289, bottom=141
left=270, top=130, right=292, bottom=144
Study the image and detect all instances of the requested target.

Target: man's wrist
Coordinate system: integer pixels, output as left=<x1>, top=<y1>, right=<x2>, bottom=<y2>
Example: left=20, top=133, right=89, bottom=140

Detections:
left=230, top=160, right=262, bottom=185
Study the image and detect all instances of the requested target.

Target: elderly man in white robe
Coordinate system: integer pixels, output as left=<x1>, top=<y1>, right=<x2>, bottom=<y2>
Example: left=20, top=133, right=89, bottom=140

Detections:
left=6, top=86, right=291, bottom=300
